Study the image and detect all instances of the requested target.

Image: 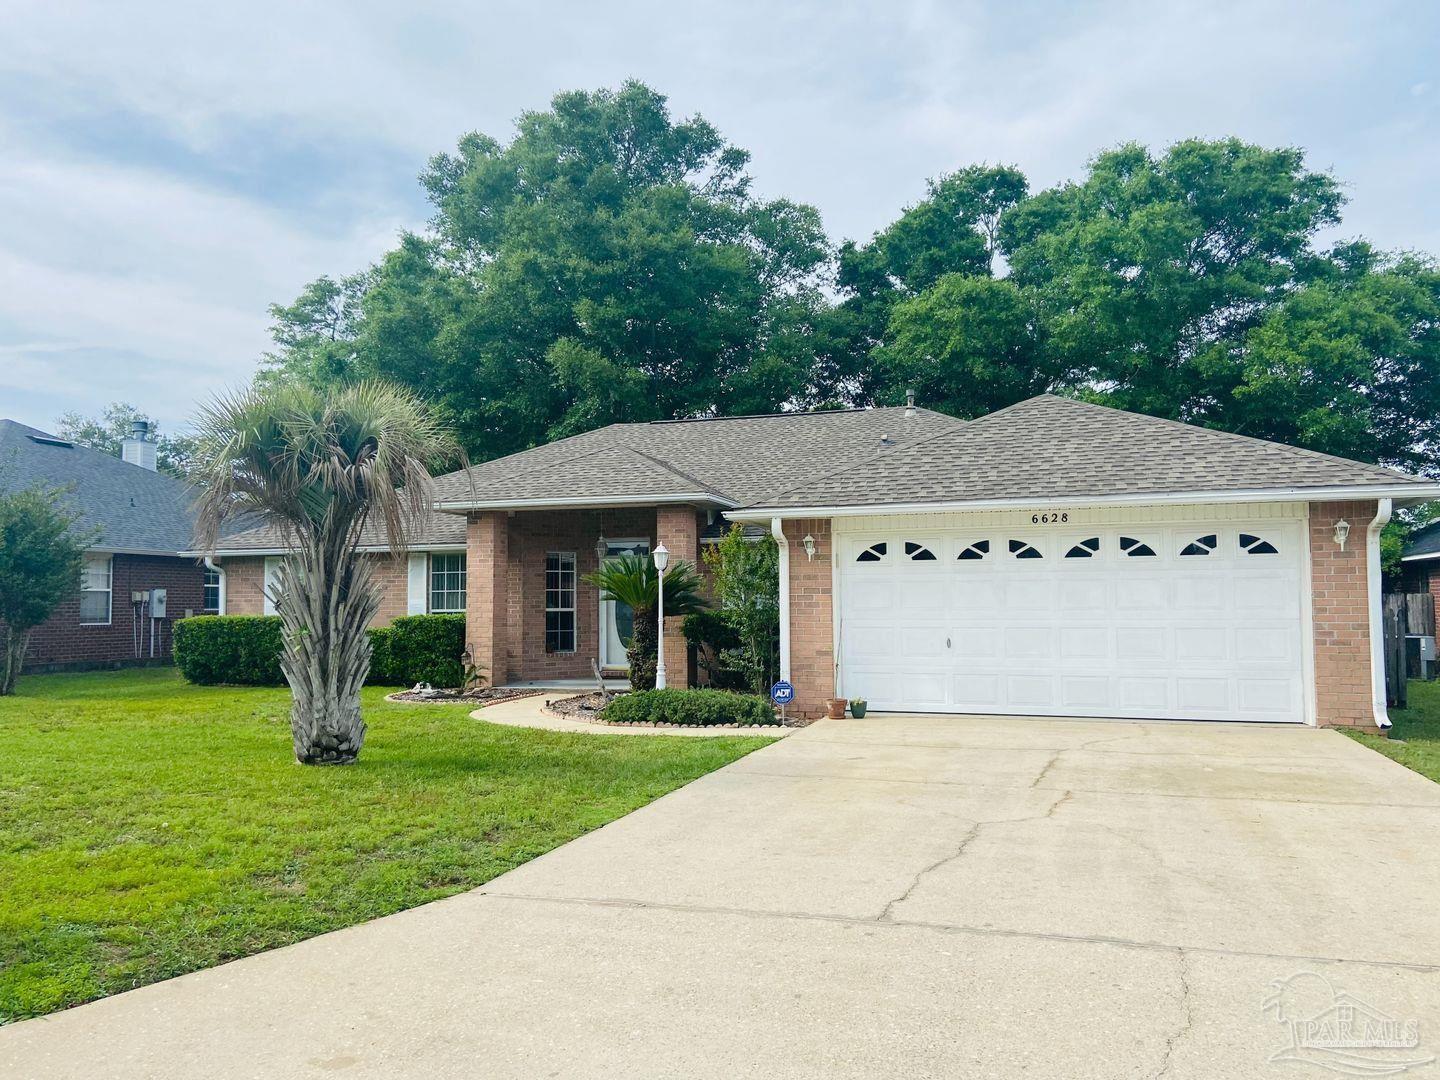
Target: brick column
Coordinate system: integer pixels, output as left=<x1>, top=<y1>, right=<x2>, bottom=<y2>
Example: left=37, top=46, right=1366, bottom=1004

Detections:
left=1310, top=500, right=1379, bottom=729
left=466, top=511, right=509, bottom=688
left=784, top=518, right=835, bottom=718
left=656, top=505, right=700, bottom=689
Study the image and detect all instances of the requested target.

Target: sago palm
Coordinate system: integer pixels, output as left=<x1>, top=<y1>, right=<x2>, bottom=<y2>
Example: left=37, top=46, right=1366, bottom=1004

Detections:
left=584, top=553, right=706, bottom=690
left=194, top=381, right=457, bottom=764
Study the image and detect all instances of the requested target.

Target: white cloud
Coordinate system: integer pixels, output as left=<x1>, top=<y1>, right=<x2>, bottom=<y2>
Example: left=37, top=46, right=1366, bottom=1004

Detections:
left=1, top=0, right=1436, bottom=431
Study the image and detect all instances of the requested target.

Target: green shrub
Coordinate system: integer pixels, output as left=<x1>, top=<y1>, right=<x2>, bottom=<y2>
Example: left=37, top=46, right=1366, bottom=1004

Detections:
left=174, top=616, right=284, bottom=686
left=600, top=687, right=779, bottom=727
left=367, top=626, right=397, bottom=685
left=386, top=614, right=466, bottom=688
left=681, top=611, right=748, bottom=691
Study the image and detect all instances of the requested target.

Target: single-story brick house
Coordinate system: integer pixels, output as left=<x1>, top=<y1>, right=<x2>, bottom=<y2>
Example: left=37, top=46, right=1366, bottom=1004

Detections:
left=210, top=395, right=1440, bottom=729
left=0, top=419, right=210, bottom=670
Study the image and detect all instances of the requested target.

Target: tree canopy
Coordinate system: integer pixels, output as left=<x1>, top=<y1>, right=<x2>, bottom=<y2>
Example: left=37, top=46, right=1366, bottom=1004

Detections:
left=261, top=84, right=1440, bottom=481
left=262, top=81, right=829, bottom=460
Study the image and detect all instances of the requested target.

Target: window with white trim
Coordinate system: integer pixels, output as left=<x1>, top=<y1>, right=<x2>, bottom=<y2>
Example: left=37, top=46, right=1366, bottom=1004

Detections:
left=545, top=552, right=577, bottom=653
left=429, top=553, right=467, bottom=612
left=80, top=554, right=112, bottom=625
left=203, top=566, right=223, bottom=613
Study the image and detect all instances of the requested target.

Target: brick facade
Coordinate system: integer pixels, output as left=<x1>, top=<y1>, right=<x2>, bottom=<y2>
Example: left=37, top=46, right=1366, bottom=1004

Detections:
left=783, top=518, right=836, bottom=718
left=13, top=553, right=206, bottom=671
left=1309, top=500, right=1382, bottom=730
left=220, top=552, right=413, bottom=626
left=656, top=506, right=700, bottom=690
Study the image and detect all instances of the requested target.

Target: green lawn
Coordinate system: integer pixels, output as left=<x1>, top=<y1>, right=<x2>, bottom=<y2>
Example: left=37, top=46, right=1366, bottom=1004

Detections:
left=0, top=668, right=774, bottom=1022
left=1345, top=678, right=1440, bottom=782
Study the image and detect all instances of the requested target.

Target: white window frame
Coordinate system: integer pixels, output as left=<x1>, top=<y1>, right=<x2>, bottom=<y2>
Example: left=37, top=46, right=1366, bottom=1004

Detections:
left=428, top=552, right=467, bottom=613
left=545, top=551, right=577, bottom=654
left=80, top=553, right=113, bottom=626
left=203, top=565, right=226, bottom=614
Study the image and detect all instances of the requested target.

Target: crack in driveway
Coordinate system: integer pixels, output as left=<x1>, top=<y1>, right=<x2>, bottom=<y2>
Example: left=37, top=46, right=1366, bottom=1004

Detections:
left=1155, top=949, right=1195, bottom=1079
left=877, top=789, right=1073, bottom=922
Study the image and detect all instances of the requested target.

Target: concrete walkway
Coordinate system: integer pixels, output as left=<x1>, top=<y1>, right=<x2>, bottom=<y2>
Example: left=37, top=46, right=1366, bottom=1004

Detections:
left=473, top=692, right=797, bottom=737
left=5, top=714, right=1440, bottom=1079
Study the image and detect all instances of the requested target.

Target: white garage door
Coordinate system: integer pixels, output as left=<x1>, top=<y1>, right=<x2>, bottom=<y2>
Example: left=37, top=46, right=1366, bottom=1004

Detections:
left=837, top=521, right=1307, bottom=722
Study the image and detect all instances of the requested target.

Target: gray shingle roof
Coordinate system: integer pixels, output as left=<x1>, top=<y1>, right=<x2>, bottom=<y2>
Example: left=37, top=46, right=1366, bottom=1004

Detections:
left=432, top=407, right=965, bottom=509
left=1403, top=521, right=1440, bottom=561
left=741, top=395, right=1433, bottom=511
left=0, top=419, right=200, bottom=554
left=204, top=505, right=467, bottom=555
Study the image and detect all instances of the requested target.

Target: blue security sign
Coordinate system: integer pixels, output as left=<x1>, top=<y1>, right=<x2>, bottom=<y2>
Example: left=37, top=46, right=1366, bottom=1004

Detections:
left=770, top=680, right=795, bottom=706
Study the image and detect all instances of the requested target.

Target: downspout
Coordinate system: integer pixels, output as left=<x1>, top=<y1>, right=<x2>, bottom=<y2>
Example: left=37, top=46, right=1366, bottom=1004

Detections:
left=772, top=517, right=790, bottom=682
left=1368, top=499, right=1393, bottom=729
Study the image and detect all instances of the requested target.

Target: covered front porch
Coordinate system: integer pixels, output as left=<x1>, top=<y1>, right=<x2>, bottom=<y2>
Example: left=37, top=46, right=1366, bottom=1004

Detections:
left=461, top=503, right=714, bottom=689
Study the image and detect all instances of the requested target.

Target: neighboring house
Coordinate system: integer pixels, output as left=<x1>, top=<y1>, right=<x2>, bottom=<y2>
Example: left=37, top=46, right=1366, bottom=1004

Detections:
left=1398, top=520, right=1440, bottom=608
left=214, top=394, right=1440, bottom=729
left=0, top=419, right=209, bottom=671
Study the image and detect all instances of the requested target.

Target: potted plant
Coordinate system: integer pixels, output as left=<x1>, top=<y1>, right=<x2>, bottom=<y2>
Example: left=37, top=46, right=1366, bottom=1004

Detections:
left=849, top=698, right=868, bottom=718
left=825, top=697, right=847, bottom=719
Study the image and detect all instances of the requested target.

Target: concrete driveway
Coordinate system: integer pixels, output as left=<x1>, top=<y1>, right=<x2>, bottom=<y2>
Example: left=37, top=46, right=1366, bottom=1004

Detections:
left=5, top=715, right=1440, bottom=1079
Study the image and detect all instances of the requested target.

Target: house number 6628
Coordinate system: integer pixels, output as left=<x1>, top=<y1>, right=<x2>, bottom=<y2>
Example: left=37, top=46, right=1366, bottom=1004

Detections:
left=1031, top=512, right=1069, bottom=524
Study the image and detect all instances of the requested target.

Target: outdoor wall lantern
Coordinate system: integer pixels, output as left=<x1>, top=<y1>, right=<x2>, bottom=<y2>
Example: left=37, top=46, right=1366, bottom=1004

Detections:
left=801, top=534, right=817, bottom=561
left=1334, top=519, right=1351, bottom=551
left=595, top=535, right=608, bottom=561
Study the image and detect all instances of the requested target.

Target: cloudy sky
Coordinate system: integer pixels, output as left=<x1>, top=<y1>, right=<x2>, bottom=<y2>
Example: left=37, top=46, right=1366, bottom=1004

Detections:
left=3, top=0, right=1438, bottom=435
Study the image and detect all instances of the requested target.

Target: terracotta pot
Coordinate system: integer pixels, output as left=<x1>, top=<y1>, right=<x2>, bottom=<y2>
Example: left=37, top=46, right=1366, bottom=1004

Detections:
left=825, top=698, right=847, bottom=719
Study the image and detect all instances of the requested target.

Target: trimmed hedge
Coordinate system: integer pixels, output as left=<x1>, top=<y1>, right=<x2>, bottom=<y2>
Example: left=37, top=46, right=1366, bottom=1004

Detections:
left=173, top=616, right=284, bottom=686
left=600, top=687, right=779, bottom=727
left=386, top=614, right=466, bottom=688
left=173, top=613, right=467, bottom=688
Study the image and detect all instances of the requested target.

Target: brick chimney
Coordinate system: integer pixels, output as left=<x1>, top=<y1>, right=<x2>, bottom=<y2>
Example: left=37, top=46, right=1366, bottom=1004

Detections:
left=121, top=420, right=157, bottom=471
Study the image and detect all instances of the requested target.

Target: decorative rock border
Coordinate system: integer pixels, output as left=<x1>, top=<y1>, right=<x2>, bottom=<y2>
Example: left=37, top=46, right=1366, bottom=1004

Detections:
left=470, top=693, right=795, bottom=738
left=383, top=688, right=546, bottom=707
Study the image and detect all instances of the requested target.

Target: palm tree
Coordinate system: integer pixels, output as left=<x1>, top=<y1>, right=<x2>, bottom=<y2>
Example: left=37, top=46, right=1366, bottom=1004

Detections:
left=193, top=382, right=457, bottom=764
left=585, top=553, right=706, bottom=690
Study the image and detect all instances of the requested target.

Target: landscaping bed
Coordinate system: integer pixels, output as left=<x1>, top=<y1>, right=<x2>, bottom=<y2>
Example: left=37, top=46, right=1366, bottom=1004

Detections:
left=387, top=686, right=545, bottom=706
left=548, top=688, right=804, bottom=729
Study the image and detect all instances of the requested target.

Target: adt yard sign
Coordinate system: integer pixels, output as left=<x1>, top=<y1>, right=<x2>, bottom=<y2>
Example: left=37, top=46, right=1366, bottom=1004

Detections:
left=770, top=680, right=795, bottom=706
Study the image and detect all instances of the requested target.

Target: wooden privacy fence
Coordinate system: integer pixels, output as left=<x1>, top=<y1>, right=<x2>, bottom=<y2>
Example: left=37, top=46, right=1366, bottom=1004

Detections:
left=1382, top=592, right=1437, bottom=707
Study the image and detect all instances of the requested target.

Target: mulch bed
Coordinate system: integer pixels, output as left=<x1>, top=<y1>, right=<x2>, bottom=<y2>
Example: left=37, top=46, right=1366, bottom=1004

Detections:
left=386, top=687, right=547, bottom=706
left=545, top=691, right=809, bottom=729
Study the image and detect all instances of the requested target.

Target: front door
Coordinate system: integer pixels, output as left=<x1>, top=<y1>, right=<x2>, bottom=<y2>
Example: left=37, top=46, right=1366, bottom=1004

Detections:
left=600, top=539, right=649, bottom=669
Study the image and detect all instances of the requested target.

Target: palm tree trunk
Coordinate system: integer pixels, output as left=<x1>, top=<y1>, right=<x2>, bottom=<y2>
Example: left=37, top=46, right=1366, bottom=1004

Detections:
left=273, top=531, right=380, bottom=764
left=626, top=603, right=659, bottom=691
left=1, top=627, right=29, bottom=696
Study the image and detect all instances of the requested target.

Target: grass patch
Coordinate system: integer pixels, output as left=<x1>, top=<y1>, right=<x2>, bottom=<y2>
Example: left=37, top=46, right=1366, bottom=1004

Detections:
left=1344, top=678, right=1440, bottom=783
left=0, top=668, right=774, bottom=1021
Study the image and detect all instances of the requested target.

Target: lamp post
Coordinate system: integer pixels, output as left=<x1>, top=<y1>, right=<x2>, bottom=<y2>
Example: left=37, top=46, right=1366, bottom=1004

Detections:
left=652, top=543, right=670, bottom=690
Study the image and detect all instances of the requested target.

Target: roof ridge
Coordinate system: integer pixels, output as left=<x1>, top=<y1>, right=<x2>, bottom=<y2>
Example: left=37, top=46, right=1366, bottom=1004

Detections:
left=743, top=410, right=971, bottom=508
left=1032, top=395, right=1429, bottom=483
left=622, top=446, right=735, bottom=500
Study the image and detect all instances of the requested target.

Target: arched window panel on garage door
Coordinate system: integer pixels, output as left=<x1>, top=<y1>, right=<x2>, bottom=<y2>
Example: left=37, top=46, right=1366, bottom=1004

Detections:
left=904, top=541, right=938, bottom=561
left=1239, top=532, right=1280, bottom=555
left=855, top=541, right=888, bottom=563
left=956, top=539, right=990, bottom=561
left=1064, top=537, right=1101, bottom=559
left=1179, top=533, right=1218, bottom=557
left=1119, top=535, right=1158, bottom=558
left=1008, top=538, right=1043, bottom=560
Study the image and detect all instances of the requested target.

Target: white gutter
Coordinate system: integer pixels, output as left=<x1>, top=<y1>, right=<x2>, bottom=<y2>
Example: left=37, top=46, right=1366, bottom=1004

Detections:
left=726, top=484, right=1440, bottom=522
left=1400, top=552, right=1440, bottom=563
left=1369, top=498, right=1394, bottom=730
left=436, top=492, right=734, bottom=513
left=184, top=543, right=468, bottom=558
left=773, top=516, right=790, bottom=682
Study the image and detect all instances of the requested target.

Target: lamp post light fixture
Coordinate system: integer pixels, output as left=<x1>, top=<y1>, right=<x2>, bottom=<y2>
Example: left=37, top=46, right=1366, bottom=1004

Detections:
left=652, top=543, right=670, bottom=690
left=1334, top=519, right=1351, bottom=551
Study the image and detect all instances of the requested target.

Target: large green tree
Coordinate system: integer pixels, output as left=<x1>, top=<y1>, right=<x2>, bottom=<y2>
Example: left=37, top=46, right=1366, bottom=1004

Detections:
left=0, top=482, right=89, bottom=695
left=263, top=82, right=829, bottom=459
